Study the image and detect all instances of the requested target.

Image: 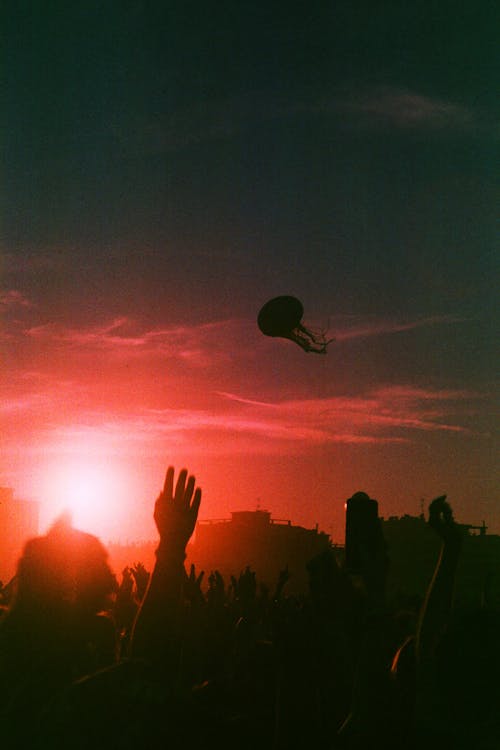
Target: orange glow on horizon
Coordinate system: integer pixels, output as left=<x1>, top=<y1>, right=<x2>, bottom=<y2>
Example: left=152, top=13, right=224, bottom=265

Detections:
left=41, top=458, right=130, bottom=539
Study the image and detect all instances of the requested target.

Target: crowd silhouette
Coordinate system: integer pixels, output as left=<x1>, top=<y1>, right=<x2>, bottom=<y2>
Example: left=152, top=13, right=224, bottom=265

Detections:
left=0, top=466, right=498, bottom=748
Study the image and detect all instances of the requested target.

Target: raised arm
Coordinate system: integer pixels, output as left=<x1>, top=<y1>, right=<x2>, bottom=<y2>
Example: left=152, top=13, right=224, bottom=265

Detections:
left=415, top=496, right=462, bottom=664
left=130, top=467, right=201, bottom=671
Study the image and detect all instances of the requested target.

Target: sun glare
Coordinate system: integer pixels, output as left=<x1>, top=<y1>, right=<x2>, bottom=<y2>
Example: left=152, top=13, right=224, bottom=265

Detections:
left=43, top=459, right=127, bottom=539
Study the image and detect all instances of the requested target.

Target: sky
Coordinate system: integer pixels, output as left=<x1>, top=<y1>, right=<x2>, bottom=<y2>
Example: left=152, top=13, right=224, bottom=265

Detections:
left=1, top=2, right=498, bottom=543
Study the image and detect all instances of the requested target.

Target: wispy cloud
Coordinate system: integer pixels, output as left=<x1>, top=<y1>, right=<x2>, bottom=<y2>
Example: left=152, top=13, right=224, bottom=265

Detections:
left=6, top=383, right=485, bottom=461
left=21, top=311, right=465, bottom=355
left=112, top=85, right=482, bottom=156
left=27, top=317, right=153, bottom=348
left=0, top=289, right=35, bottom=309
left=23, top=316, right=244, bottom=367
left=32, top=407, right=401, bottom=457
left=329, top=313, right=465, bottom=341
left=337, top=87, right=475, bottom=130
left=0, top=393, right=50, bottom=415
left=2, top=251, right=68, bottom=275
left=217, top=385, right=485, bottom=442
left=0, top=379, right=88, bottom=416
left=0, top=310, right=467, bottom=379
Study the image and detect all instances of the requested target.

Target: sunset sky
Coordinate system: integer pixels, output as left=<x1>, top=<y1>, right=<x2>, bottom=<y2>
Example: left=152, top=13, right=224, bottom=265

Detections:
left=1, top=3, right=498, bottom=543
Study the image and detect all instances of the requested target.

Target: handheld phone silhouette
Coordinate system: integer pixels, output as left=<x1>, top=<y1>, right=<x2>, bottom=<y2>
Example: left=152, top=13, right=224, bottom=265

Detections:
left=345, top=492, right=380, bottom=574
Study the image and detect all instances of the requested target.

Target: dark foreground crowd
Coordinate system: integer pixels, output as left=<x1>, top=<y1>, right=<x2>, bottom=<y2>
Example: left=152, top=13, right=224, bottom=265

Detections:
left=0, top=467, right=499, bottom=749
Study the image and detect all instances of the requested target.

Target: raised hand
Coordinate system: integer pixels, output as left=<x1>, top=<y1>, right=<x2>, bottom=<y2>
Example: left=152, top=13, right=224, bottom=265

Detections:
left=154, top=466, right=202, bottom=551
left=130, top=562, right=150, bottom=601
left=207, top=570, right=225, bottom=607
left=118, top=566, right=134, bottom=597
left=130, top=467, right=202, bottom=664
left=184, top=563, right=205, bottom=606
left=237, top=566, right=257, bottom=602
left=416, top=495, right=463, bottom=663
left=230, top=575, right=238, bottom=600
left=278, top=565, right=290, bottom=589
left=273, top=565, right=291, bottom=603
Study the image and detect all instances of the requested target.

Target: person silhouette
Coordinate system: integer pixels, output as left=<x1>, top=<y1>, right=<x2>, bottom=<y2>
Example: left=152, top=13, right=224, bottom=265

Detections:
left=0, top=514, right=117, bottom=744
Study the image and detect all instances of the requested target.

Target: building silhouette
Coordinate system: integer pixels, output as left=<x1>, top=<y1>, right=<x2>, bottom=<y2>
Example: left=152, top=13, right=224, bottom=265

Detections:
left=380, top=514, right=500, bottom=609
left=85, top=508, right=500, bottom=611
left=188, top=509, right=331, bottom=592
left=0, top=487, right=39, bottom=583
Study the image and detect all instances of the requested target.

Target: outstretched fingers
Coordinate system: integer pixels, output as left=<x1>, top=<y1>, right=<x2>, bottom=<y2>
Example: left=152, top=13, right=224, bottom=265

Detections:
left=183, top=474, right=196, bottom=508
left=191, top=486, right=202, bottom=520
left=172, top=469, right=199, bottom=512
left=173, top=468, right=188, bottom=506
left=155, top=466, right=202, bottom=542
left=162, top=467, right=197, bottom=507
left=163, top=466, right=175, bottom=500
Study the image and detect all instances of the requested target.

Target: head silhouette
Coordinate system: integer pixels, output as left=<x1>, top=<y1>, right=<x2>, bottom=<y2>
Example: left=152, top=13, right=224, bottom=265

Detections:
left=15, top=515, right=117, bottom=617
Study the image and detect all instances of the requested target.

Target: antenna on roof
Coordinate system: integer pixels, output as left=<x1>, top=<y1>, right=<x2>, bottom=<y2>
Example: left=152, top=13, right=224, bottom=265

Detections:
left=419, top=498, right=425, bottom=519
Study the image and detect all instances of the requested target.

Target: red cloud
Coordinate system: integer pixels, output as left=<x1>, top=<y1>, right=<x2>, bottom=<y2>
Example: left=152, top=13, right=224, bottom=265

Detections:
left=217, top=385, right=483, bottom=442
left=0, top=289, right=34, bottom=309
left=338, top=87, right=475, bottom=130
left=329, top=314, right=465, bottom=341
